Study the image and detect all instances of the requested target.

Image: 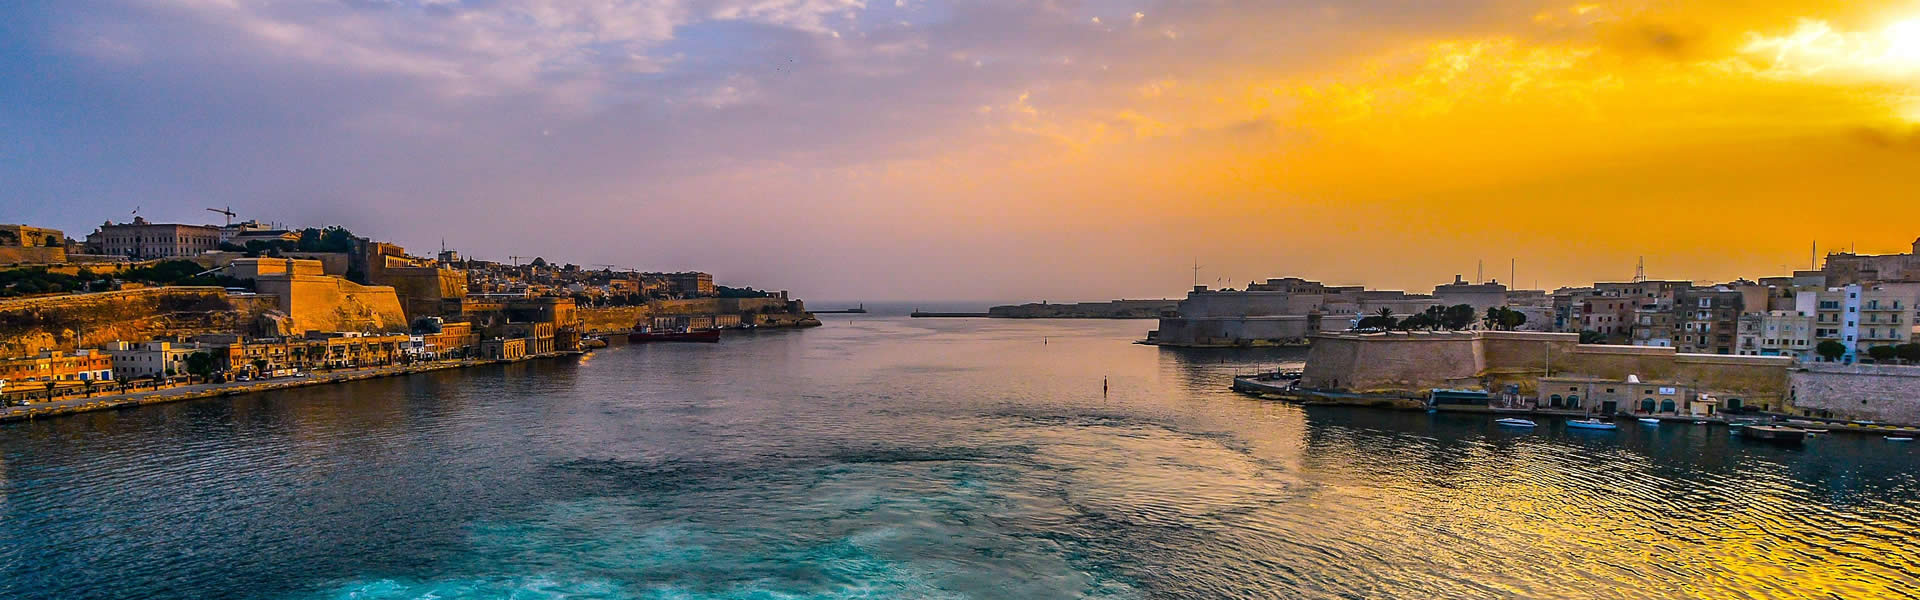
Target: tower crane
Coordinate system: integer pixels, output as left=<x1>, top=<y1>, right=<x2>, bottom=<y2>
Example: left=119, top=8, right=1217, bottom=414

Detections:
left=206, top=207, right=237, bottom=226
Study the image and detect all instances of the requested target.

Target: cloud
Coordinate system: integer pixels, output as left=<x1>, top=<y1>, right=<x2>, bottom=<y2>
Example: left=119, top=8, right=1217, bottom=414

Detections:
left=9, top=0, right=1920, bottom=300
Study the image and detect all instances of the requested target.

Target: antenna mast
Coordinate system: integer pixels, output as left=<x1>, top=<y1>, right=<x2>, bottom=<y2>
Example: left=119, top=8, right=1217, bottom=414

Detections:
left=1633, top=257, right=1646, bottom=283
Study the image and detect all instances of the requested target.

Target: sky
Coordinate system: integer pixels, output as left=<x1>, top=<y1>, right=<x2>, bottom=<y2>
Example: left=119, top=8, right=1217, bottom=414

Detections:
left=4, top=0, right=1920, bottom=302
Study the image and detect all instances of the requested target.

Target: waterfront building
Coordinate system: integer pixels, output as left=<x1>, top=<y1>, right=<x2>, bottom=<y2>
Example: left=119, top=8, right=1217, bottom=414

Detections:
left=1736, top=311, right=1815, bottom=359
left=1800, top=284, right=1912, bottom=363
left=1578, top=296, right=1638, bottom=338
left=1673, top=287, right=1745, bottom=355
left=480, top=337, right=527, bottom=361
left=0, top=350, right=114, bottom=384
left=104, top=341, right=200, bottom=379
left=84, top=217, right=223, bottom=258
left=1536, top=377, right=1698, bottom=415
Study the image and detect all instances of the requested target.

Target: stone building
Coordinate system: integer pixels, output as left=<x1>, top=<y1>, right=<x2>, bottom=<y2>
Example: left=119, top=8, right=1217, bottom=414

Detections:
left=84, top=217, right=222, bottom=259
left=1736, top=310, right=1814, bottom=359
left=0, top=350, right=113, bottom=383
left=104, top=341, right=200, bottom=379
left=1820, top=238, right=1920, bottom=285
left=1800, top=284, right=1912, bottom=363
left=1674, top=287, right=1745, bottom=355
left=0, top=224, right=68, bottom=264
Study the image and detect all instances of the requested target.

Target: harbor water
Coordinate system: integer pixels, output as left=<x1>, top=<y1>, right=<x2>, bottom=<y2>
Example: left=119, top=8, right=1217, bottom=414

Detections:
left=3, top=315, right=1918, bottom=599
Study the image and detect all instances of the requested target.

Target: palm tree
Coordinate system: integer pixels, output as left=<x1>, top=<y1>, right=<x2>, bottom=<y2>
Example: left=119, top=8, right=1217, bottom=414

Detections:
left=1374, top=307, right=1396, bottom=322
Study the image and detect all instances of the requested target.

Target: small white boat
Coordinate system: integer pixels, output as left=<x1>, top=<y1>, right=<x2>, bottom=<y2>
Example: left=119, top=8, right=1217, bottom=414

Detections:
left=1638, top=418, right=1661, bottom=425
left=1566, top=419, right=1617, bottom=431
left=1693, top=421, right=1708, bottom=425
left=1889, top=437, right=1915, bottom=442
left=1495, top=418, right=1537, bottom=428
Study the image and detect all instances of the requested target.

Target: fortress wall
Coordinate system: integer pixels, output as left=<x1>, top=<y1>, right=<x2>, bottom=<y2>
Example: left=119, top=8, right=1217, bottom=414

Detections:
left=0, top=287, right=273, bottom=358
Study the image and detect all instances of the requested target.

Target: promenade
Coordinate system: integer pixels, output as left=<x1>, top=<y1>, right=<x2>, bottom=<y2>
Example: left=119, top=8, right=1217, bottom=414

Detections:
left=0, top=355, right=570, bottom=423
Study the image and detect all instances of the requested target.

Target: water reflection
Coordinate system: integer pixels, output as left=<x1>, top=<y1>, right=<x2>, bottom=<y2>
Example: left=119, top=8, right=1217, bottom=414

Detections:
left=0, top=318, right=1915, bottom=600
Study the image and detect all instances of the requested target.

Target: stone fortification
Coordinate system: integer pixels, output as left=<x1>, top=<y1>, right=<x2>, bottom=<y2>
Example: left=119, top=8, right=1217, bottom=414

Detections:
left=1301, top=330, right=1791, bottom=407
left=253, top=274, right=408, bottom=334
left=0, top=287, right=275, bottom=358
left=1790, top=363, right=1920, bottom=423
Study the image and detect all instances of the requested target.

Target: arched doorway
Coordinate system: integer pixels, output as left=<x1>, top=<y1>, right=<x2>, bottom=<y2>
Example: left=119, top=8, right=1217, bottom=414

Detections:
left=1640, top=398, right=1656, bottom=413
left=1726, top=398, right=1743, bottom=412
left=1566, top=395, right=1581, bottom=409
left=1660, top=399, right=1677, bottom=414
left=1549, top=394, right=1563, bottom=408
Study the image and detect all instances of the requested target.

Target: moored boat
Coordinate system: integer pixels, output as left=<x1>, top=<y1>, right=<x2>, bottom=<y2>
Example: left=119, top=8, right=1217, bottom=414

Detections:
left=1638, top=417, right=1661, bottom=425
left=1740, top=425, right=1808, bottom=444
left=1566, top=419, right=1617, bottom=431
left=1889, top=436, right=1914, bottom=442
left=1495, top=418, right=1537, bottom=428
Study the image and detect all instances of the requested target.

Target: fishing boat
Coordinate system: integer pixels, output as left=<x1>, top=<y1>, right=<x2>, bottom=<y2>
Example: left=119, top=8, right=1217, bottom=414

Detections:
left=1638, top=417, right=1661, bottom=425
left=1566, top=419, right=1617, bottom=431
left=627, top=326, right=721, bottom=343
left=1495, top=418, right=1537, bottom=428
left=1739, top=425, right=1808, bottom=444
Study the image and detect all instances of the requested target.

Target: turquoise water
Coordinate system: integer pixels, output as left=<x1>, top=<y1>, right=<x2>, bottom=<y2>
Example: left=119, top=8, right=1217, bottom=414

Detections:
left=3, top=317, right=1919, bottom=599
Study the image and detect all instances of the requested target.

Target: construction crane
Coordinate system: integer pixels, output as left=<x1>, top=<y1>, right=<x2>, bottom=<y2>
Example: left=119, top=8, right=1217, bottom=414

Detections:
left=508, top=255, right=528, bottom=267
left=206, top=207, right=237, bottom=226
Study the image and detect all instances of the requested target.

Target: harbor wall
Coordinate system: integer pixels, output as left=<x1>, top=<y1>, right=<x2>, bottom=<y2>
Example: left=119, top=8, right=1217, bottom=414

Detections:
left=1154, top=315, right=1319, bottom=347
left=1790, top=363, right=1920, bottom=422
left=1302, top=331, right=1792, bottom=405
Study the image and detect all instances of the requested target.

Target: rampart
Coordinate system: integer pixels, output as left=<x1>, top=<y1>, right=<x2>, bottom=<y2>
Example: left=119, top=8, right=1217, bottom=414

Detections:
left=1790, top=364, right=1920, bottom=423
left=1302, top=330, right=1791, bottom=406
left=0, top=287, right=276, bottom=358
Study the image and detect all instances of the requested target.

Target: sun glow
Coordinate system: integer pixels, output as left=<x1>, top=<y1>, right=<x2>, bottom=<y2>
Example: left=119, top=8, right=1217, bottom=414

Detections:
left=1887, top=19, right=1920, bottom=65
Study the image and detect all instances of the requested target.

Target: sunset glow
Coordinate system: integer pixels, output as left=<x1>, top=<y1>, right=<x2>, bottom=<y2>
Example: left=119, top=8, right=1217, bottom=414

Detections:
left=6, top=0, right=1920, bottom=299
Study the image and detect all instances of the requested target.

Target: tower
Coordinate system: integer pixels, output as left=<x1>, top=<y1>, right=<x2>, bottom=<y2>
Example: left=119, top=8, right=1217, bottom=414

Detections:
left=1633, top=257, right=1646, bottom=283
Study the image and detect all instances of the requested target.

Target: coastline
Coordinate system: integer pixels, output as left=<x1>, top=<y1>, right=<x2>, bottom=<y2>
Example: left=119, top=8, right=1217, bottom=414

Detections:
left=0, top=352, right=583, bottom=424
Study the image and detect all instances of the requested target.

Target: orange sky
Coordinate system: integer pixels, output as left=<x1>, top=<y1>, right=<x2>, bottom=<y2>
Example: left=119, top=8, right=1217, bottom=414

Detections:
left=820, top=0, right=1920, bottom=298
left=11, top=0, right=1920, bottom=300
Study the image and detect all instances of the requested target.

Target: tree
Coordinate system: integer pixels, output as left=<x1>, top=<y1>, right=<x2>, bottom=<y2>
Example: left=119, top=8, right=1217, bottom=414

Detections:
left=82, top=379, right=95, bottom=398
left=44, top=380, right=57, bottom=401
left=185, top=352, right=216, bottom=380
left=1815, top=340, right=1848, bottom=362
left=1867, top=345, right=1898, bottom=363
left=1356, top=315, right=1396, bottom=330
left=1401, top=313, right=1439, bottom=331
left=1578, top=330, right=1607, bottom=344
left=1441, top=304, right=1477, bottom=330
left=1897, top=343, right=1920, bottom=364
left=1484, top=307, right=1527, bottom=331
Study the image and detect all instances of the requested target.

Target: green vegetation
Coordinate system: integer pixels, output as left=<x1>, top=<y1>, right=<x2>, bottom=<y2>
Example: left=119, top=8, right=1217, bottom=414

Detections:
left=1899, top=343, right=1920, bottom=364
left=0, top=268, right=102, bottom=297
left=1484, top=307, right=1527, bottom=331
left=1868, top=345, right=1898, bottom=363
left=716, top=286, right=772, bottom=298
left=1578, top=330, right=1607, bottom=344
left=1815, top=340, right=1848, bottom=362
left=185, top=352, right=216, bottom=379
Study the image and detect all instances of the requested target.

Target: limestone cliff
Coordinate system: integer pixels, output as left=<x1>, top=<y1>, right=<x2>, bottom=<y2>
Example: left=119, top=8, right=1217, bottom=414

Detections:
left=0, top=287, right=275, bottom=358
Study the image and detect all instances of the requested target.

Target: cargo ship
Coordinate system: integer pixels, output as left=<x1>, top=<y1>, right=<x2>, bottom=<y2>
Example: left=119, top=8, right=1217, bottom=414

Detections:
left=628, top=326, right=721, bottom=343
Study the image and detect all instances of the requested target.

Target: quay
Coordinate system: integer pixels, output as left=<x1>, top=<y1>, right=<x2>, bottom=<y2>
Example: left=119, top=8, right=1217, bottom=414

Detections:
left=0, top=351, right=584, bottom=424
left=1229, top=374, right=1920, bottom=437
